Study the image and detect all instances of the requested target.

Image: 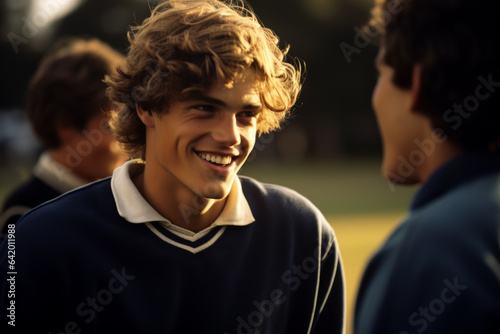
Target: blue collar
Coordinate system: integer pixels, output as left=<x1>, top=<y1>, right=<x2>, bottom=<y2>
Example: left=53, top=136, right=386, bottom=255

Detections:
left=410, top=149, right=500, bottom=210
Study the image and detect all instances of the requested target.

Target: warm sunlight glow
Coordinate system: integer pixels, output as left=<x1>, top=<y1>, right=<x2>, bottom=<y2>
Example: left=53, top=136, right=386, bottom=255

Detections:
left=28, top=0, right=82, bottom=27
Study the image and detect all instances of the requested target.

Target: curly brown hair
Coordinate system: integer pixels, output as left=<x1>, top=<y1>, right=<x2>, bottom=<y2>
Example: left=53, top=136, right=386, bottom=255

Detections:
left=27, top=37, right=124, bottom=149
left=105, top=0, right=302, bottom=160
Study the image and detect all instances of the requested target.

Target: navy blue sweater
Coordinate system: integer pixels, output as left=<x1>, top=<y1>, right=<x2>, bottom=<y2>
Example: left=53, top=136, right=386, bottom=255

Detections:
left=0, top=176, right=345, bottom=334
left=355, top=150, right=500, bottom=334
left=0, top=176, right=61, bottom=242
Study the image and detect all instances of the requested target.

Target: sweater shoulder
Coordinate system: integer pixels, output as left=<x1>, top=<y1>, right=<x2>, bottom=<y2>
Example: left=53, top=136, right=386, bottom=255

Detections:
left=372, top=172, right=500, bottom=280
left=239, top=175, right=321, bottom=213
left=238, top=175, right=333, bottom=237
left=411, top=173, right=500, bottom=236
left=1, top=176, right=60, bottom=212
left=16, top=177, right=113, bottom=229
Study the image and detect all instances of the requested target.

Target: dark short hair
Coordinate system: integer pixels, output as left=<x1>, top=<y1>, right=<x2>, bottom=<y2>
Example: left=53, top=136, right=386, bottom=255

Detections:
left=26, top=37, right=124, bottom=148
left=368, top=0, right=500, bottom=150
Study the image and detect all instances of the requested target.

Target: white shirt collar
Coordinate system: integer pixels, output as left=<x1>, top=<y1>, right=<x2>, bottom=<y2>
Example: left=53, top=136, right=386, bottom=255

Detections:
left=33, top=152, right=87, bottom=193
left=111, top=160, right=255, bottom=231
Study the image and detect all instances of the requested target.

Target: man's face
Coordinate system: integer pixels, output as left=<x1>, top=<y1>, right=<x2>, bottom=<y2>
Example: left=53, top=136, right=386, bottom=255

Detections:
left=64, top=113, right=128, bottom=181
left=372, top=48, right=423, bottom=185
left=143, top=72, right=261, bottom=200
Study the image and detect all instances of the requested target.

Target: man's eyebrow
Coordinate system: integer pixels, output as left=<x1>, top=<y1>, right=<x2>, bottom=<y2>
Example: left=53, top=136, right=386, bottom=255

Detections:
left=190, top=95, right=227, bottom=107
left=242, top=102, right=263, bottom=111
left=187, top=94, right=263, bottom=111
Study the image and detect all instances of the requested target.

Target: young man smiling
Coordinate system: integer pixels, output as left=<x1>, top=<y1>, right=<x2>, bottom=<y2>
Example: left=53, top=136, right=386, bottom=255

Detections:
left=0, top=0, right=345, bottom=333
left=132, top=72, right=262, bottom=232
left=355, top=0, right=500, bottom=333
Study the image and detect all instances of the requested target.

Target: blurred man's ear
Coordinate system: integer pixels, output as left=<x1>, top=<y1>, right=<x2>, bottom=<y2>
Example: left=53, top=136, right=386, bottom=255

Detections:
left=56, top=123, right=79, bottom=146
left=136, top=104, right=155, bottom=127
left=410, top=64, right=422, bottom=111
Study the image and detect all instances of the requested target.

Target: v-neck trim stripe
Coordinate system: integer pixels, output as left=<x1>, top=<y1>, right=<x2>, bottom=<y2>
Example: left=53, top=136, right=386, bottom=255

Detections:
left=146, top=222, right=227, bottom=254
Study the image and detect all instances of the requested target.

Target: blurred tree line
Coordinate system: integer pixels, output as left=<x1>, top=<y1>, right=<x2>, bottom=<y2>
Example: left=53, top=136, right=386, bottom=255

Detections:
left=0, top=0, right=381, bottom=161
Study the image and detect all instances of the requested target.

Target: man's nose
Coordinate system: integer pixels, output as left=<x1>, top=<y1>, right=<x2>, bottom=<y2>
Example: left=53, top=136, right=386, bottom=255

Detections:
left=211, top=114, right=241, bottom=146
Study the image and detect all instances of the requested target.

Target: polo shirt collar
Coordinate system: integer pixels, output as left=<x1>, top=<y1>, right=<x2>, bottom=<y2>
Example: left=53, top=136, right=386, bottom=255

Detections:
left=33, top=152, right=87, bottom=193
left=111, top=159, right=255, bottom=228
left=411, top=149, right=500, bottom=210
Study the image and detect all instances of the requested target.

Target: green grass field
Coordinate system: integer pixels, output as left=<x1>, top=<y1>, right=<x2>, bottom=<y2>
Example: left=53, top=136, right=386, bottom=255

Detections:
left=1, top=159, right=417, bottom=333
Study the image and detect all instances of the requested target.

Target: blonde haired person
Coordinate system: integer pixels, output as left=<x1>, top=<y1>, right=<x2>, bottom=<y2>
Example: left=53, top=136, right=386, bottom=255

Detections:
left=0, top=1, right=345, bottom=333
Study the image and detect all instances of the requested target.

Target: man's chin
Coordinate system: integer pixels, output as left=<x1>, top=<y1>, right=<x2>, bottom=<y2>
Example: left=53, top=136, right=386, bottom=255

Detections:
left=193, top=180, right=233, bottom=201
left=384, top=173, right=421, bottom=186
left=381, top=158, right=422, bottom=186
left=382, top=166, right=421, bottom=185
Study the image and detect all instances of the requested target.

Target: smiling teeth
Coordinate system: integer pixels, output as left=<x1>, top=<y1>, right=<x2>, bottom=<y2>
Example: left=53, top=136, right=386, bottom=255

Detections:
left=199, top=153, right=232, bottom=165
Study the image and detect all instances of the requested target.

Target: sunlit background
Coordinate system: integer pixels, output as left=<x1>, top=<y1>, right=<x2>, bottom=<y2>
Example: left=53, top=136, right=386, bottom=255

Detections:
left=0, top=1, right=417, bottom=332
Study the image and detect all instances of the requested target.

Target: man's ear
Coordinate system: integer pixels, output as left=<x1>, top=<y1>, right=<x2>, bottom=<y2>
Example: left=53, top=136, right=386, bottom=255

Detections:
left=410, top=64, right=422, bottom=111
left=136, top=104, right=155, bottom=127
left=56, top=123, right=79, bottom=145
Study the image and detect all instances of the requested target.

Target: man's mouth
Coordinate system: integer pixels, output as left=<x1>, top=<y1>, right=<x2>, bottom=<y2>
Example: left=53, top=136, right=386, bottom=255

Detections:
left=198, top=152, right=234, bottom=166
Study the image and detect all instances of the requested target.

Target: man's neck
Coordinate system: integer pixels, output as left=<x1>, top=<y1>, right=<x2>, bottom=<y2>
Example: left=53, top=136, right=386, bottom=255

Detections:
left=49, top=148, right=92, bottom=182
left=133, top=170, right=226, bottom=233
left=416, top=129, right=464, bottom=183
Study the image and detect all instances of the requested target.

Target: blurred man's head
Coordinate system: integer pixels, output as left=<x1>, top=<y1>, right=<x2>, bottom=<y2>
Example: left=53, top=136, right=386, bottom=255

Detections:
left=368, top=0, right=500, bottom=184
left=27, top=37, right=128, bottom=181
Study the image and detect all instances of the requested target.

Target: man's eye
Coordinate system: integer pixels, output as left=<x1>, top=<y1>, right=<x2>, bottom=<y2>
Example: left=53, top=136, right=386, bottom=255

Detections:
left=194, top=105, right=215, bottom=112
left=238, top=111, right=258, bottom=118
